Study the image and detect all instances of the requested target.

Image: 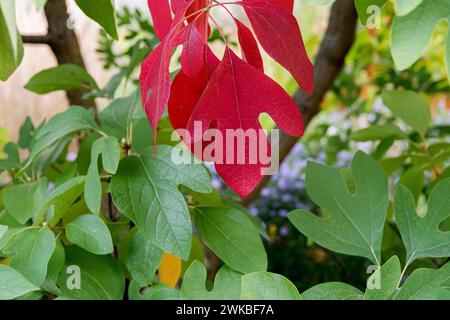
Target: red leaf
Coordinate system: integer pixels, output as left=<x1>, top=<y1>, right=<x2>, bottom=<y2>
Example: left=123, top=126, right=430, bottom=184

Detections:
left=180, top=24, right=206, bottom=77
left=140, top=0, right=195, bottom=136
left=265, top=0, right=294, bottom=12
left=148, top=0, right=173, bottom=40
left=242, top=0, right=314, bottom=94
left=184, top=48, right=304, bottom=196
left=186, top=0, right=211, bottom=41
left=169, top=46, right=219, bottom=130
left=235, top=19, right=264, bottom=72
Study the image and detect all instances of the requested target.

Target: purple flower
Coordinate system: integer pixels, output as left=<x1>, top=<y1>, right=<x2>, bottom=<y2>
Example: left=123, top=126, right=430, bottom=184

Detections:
left=279, top=226, right=289, bottom=237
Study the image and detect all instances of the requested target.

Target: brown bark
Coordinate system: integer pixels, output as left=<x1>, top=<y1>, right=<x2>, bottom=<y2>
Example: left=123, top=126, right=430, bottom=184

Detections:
left=242, top=0, right=358, bottom=206
left=22, top=0, right=95, bottom=108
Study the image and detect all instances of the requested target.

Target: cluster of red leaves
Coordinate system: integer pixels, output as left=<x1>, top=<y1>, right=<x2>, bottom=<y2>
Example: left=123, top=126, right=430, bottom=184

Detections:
left=140, top=0, right=314, bottom=197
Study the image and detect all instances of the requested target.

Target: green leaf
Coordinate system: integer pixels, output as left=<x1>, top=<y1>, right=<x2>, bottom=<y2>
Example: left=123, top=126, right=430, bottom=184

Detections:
left=75, top=0, right=118, bottom=39
left=111, top=145, right=212, bottom=259
left=382, top=90, right=431, bottom=136
left=391, top=1, right=450, bottom=71
left=395, top=262, right=450, bottom=300
left=46, top=239, right=65, bottom=283
left=350, top=124, right=407, bottom=141
left=98, top=92, right=142, bottom=141
left=194, top=207, right=267, bottom=274
left=0, top=142, right=20, bottom=171
left=288, top=152, right=388, bottom=265
left=392, top=0, right=423, bottom=16
left=2, top=179, right=47, bottom=224
left=398, top=167, right=424, bottom=202
left=3, top=227, right=56, bottom=286
left=354, top=0, right=387, bottom=25
left=394, top=178, right=450, bottom=266
left=240, top=272, right=301, bottom=300
left=36, top=176, right=85, bottom=226
left=23, top=107, right=99, bottom=170
left=180, top=261, right=241, bottom=300
left=66, top=214, right=113, bottom=255
left=0, top=265, right=39, bottom=300
left=18, top=116, right=35, bottom=149
left=0, top=0, right=24, bottom=81
left=365, top=256, right=401, bottom=300
left=57, top=246, right=125, bottom=300
left=302, top=282, right=363, bottom=300
left=25, top=64, right=99, bottom=94
left=126, top=230, right=163, bottom=287
left=85, top=136, right=121, bottom=215
left=129, top=281, right=180, bottom=300
left=0, top=224, right=7, bottom=240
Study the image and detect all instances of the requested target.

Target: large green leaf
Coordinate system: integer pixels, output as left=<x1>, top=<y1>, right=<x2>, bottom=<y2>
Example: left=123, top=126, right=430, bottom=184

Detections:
left=126, top=230, right=163, bottom=287
left=0, top=265, right=39, bottom=300
left=180, top=261, right=241, bottom=300
left=98, top=92, right=143, bottom=141
left=240, top=272, right=301, bottom=300
left=395, top=262, right=450, bottom=300
left=288, top=152, right=388, bottom=265
left=75, top=0, right=118, bottom=39
left=0, top=224, right=7, bottom=240
left=194, top=207, right=267, bottom=274
left=25, top=64, right=99, bottom=94
left=3, top=227, right=56, bottom=286
left=394, top=178, right=450, bottom=266
left=0, top=142, right=20, bottom=171
left=85, top=136, right=121, bottom=215
left=0, top=0, right=23, bottom=81
left=129, top=281, right=180, bottom=300
left=23, top=107, right=99, bottom=171
left=111, top=145, right=212, bottom=259
left=382, top=90, right=431, bottom=136
left=35, top=176, right=85, bottom=226
left=391, top=0, right=450, bottom=72
left=349, top=124, right=407, bottom=142
left=392, top=0, right=423, bottom=16
left=66, top=214, right=113, bottom=255
left=57, top=246, right=125, bottom=300
left=302, top=282, right=363, bottom=300
left=2, top=179, right=47, bottom=224
left=365, top=256, right=401, bottom=300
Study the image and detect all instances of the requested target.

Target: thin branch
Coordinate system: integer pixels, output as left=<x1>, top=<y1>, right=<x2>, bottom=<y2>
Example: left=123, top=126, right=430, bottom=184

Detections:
left=22, top=34, right=53, bottom=44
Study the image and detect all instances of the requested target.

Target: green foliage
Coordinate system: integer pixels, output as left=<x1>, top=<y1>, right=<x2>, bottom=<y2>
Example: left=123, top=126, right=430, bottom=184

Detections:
left=25, top=64, right=99, bottom=94
left=289, top=152, right=388, bottom=265
left=66, top=214, right=113, bottom=255
left=0, top=1, right=449, bottom=302
left=0, top=0, right=23, bottom=81
left=75, top=0, right=119, bottom=40
left=194, top=207, right=267, bottom=274
left=110, top=146, right=211, bottom=259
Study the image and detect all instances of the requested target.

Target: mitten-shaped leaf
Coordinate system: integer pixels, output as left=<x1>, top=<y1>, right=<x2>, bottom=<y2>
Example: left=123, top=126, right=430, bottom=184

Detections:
left=394, top=178, right=450, bottom=266
left=181, top=260, right=242, bottom=300
left=110, top=146, right=212, bottom=259
left=288, top=152, right=388, bottom=265
left=185, top=49, right=304, bottom=196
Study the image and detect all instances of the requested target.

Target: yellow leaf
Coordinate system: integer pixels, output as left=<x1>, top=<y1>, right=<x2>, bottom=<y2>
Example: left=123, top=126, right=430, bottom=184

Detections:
left=159, top=252, right=181, bottom=288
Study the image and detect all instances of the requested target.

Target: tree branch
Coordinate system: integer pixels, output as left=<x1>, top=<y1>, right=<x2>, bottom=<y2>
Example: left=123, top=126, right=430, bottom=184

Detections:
left=242, top=0, right=358, bottom=206
left=22, top=34, right=53, bottom=44
left=21, top=0, right=96, bottom=109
